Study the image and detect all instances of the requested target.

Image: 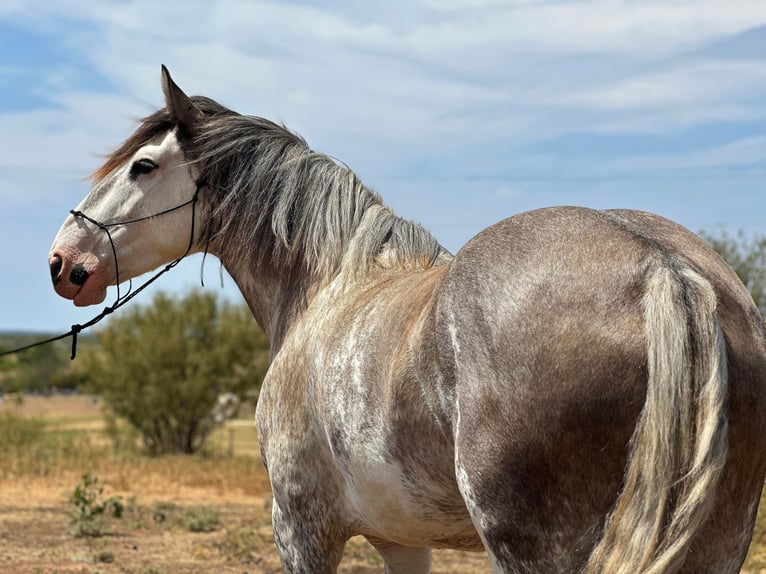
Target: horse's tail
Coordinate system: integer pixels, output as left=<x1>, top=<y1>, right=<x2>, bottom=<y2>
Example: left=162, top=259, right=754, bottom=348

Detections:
left=584, top=265, right=729, bottom=574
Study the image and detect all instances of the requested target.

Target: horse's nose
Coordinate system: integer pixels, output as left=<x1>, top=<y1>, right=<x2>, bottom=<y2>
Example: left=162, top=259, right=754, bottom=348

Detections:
left=49, top=254, right=63, bottom=285
left=69, top=263, right=90, bottom=286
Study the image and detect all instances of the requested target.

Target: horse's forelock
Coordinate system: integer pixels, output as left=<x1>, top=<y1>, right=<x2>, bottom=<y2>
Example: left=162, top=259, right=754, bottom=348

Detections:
left=91, top=96, right=234, bottom=183
left=90, top=109, right=175, bottom=182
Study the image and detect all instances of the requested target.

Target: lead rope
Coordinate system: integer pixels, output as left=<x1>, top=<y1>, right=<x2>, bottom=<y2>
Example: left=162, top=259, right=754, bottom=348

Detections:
left=0, top=179, right=205, bottom=360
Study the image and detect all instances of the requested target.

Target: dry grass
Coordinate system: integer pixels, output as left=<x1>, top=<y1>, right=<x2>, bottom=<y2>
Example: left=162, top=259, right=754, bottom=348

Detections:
left=0, top=393, right=101, bottom=419
left=0, top=394, right=269, bottom=494
left=0, top=395, right=490, bottom=573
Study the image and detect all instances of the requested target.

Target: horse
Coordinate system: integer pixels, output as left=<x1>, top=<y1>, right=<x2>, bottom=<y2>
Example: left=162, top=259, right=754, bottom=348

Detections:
left=49, top=66, right=766, bottom=574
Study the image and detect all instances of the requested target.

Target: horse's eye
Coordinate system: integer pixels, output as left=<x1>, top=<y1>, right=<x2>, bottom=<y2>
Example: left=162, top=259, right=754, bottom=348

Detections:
left=130, top=158, right=159, bottom=177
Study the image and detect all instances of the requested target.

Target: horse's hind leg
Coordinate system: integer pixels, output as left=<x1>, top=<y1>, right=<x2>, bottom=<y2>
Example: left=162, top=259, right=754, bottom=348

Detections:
left=366, top=538, right=432, bottom=574
left=453, top=424, right=599, bottom=573
left=271, top=496, right=347, bottom=574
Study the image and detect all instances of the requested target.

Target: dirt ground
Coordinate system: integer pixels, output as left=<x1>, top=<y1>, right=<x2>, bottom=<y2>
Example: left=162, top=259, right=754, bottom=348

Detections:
left=0, top=396, right=490, bottom=573
left=0, top=475, right=490, bottom=574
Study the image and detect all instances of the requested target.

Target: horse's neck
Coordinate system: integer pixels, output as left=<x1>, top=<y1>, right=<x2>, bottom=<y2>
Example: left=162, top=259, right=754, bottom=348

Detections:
left=213, top=185, right=448, bottom=351
left=223, top=256, right=331, bottom=355
left=223, top=251, right=408, bottom=355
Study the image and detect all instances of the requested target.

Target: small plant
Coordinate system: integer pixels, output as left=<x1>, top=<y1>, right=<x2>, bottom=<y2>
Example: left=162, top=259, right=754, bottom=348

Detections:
left=179, top=506, right=221, bottom=533
left=68, top=473, right=124, bottom=537
left=152, top=501, right=178, bottom=525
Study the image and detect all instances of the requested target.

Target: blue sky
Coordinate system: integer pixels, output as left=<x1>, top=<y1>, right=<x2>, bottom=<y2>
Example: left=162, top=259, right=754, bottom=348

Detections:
left=0, top=0, right=765, bottom=332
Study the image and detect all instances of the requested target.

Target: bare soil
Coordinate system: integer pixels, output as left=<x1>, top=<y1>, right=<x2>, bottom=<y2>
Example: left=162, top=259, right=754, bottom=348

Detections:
left=0, top=475, right=490, bottom=574
left=0, top=396, right=490, bottom=573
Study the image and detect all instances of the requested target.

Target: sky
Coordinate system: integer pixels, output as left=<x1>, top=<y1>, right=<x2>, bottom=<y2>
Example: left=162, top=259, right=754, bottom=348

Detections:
left=0, top=0, right=765, bottom=333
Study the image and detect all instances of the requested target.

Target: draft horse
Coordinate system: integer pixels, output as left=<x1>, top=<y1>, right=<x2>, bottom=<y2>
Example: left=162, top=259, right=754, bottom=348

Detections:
left=49, top=66, right=766, bottom=573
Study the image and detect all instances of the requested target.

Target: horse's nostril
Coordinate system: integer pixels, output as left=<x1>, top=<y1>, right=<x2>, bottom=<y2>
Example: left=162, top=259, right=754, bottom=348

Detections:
left=49, top=255, right=63, bottom=285
left=69, top=263, right=90, bottom=286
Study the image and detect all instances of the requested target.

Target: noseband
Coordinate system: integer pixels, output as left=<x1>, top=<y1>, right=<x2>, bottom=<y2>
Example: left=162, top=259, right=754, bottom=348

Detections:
left=69, top=178, right=206, bottom=302
left=0, top=178, right=207, bottom=360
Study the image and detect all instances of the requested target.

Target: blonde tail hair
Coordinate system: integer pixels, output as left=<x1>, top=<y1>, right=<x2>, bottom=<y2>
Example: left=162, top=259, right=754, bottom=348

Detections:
left=584, top=266, right=728, bottom=574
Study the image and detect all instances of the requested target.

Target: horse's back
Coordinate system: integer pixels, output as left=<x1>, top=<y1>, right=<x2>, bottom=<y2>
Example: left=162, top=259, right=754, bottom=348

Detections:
left=432, top=206, right=766, bottom=572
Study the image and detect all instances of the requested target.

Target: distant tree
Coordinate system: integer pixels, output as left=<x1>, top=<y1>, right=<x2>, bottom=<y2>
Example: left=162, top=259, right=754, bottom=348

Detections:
left=700, top=230, right=766, bottom=318
left=85, top=290, right=269, bottom=455
left=0, top=335, right=71, bottom=394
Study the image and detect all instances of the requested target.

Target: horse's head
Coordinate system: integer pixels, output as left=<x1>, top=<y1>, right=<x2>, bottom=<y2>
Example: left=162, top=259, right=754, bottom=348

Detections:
left=49, top=67, right=204, bottom=306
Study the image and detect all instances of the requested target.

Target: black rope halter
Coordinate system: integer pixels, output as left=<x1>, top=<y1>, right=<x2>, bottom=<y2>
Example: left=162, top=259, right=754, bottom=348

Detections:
left=0, top=178, right=206, bottom=360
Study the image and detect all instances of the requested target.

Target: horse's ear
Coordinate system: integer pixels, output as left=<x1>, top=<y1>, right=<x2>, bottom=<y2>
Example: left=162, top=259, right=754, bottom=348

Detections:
left=161, top=65, right=202, bottom=128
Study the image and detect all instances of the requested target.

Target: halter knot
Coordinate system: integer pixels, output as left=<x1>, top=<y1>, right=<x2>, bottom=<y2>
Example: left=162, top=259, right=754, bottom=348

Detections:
left=70, top=324, right=83, bottom=360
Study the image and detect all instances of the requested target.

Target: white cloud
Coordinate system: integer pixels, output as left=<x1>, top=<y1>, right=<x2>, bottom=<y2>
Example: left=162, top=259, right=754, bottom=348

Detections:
left=0, top=92, right=140, bottom=173
left=401, top=0, right=766, bottom=70
left=611, top=136, right=766, bottom=172
left=564, top=60, right=766, bottom=110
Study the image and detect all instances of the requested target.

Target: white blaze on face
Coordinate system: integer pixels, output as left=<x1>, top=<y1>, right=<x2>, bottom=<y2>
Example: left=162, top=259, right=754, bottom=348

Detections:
left=49, top=129, right=200, bottom=307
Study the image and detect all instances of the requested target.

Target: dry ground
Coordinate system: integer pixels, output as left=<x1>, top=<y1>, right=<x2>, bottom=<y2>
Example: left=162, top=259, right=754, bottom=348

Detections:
left=0, top=474, right=490, bottom=574
left=0, top=395, right=490, bottom=573
left=1, top=395, right=764, bottom=573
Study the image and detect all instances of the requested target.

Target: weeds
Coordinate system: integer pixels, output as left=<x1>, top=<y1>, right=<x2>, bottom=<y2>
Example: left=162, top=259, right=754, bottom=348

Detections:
left=0, top=412, right=44, bottom=446
left=0, top=395, right=280, bottom=572
left=179, top=506, right=221, bottom=533
left=68, top=473, right=124, bottom=537
left=0, top=412, right=107, bottom=478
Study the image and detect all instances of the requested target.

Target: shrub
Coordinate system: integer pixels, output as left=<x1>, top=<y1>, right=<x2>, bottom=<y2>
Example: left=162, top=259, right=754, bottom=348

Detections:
left=84, top=290, right=269, bottom=455
left=68, top=473, right=124, bottom=537
left=700, top=230, right=766, bottom=317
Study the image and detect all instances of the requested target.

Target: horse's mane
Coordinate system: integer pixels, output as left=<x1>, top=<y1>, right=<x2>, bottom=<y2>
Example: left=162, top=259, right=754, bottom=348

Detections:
left=94, top=97, right=450, bottom=282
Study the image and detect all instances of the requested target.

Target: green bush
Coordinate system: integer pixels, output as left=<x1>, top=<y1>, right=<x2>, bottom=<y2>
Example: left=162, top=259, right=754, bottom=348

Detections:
left=0, top=333, right=94, bottom=393
left=700, top=230, right=766, bottom=317
left=84, top=290, right=269, bottom=455
left=68, top=473, right=123, bottom=537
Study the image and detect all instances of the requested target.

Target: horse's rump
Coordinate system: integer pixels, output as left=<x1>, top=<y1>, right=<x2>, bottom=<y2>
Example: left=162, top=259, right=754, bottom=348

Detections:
left=434, top=206, right=766, bottom=573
